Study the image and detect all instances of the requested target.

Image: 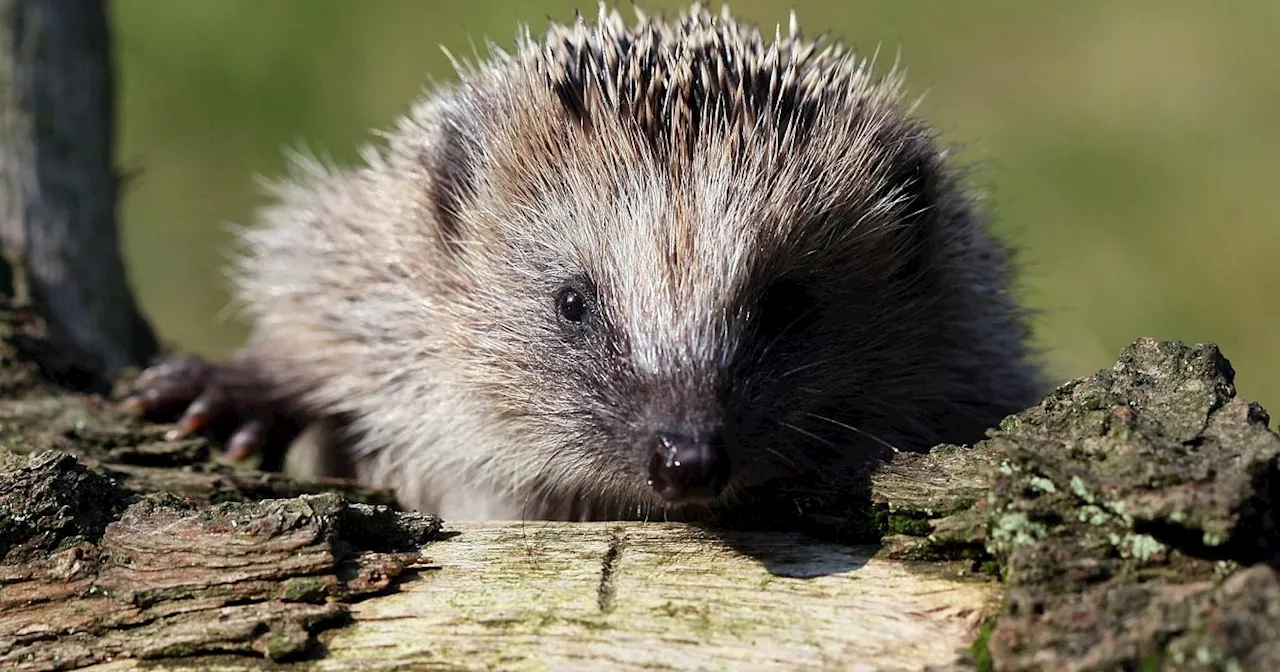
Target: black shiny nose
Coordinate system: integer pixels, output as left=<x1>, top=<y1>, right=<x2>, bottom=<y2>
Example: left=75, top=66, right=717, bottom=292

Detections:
left=646, top=431, right=731, bottom=504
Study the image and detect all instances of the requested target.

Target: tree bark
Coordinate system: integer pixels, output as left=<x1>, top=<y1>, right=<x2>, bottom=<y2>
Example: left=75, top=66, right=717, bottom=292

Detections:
left=0, top=0, right=157, bottom=389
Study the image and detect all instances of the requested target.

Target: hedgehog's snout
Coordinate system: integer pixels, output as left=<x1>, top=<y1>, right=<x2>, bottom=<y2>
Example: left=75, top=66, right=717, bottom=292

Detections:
left=645, top=428, right=731, bottom=505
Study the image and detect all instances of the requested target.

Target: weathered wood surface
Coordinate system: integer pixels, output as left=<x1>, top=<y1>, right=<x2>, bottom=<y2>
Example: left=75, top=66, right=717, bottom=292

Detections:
left=0, top=0, right=158, bottom=385
left=322, top=522, right=994, bottom=671
left=62, top=522, right=996, bottom=672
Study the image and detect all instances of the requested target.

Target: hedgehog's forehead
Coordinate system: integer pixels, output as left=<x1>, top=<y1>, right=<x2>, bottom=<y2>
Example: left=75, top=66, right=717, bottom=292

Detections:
left=479, top=64, right=794, bottom=302
left=481, top=106, right=779, bottom=371
left=477, top=92, right=821, bottom=372
left=598, top=174, right=764, bottom=373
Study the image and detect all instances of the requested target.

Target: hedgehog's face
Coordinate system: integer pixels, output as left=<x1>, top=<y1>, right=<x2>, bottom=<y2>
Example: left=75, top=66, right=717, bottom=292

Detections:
left=439, top=104, right=950, bottom=519
left=480, top=182, right=932, bottom=519
left=531, top=254, right=851, bottom=512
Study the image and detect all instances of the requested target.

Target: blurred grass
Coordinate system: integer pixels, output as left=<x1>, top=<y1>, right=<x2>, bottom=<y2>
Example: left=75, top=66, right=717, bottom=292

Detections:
left=111, top=1, right=1280, bottom=413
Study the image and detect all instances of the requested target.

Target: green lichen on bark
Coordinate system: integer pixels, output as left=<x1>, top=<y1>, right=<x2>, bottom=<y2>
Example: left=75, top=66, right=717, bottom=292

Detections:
left=976, top=337, right=1280, bottom=670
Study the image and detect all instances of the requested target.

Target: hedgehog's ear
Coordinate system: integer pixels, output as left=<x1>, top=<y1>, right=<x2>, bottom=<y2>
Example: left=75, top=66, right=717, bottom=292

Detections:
left=422, top=103, right=482, bottom=253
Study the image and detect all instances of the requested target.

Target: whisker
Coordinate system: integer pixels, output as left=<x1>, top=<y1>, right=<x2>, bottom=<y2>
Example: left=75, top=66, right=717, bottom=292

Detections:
left=780, top=357, right=838, bottom=380
left=778, top=420, right=838, bottom=448
left=763, top=445, right=802, bottom=471
left=805, top=412, right=901, bottom=454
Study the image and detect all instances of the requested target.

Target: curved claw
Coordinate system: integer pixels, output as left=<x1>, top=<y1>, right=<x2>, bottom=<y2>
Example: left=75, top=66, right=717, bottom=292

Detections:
left=225, top=417, right=269, bottom=462
left=174, top=386, right=231, bottom=436
left=125, top=354, right=303, bottom=468
left=125, top=355, right=215, bottom=418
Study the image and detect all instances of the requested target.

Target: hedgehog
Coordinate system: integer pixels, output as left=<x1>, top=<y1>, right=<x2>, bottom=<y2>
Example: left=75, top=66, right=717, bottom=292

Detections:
left=129, top=3, right=1045, bottom=521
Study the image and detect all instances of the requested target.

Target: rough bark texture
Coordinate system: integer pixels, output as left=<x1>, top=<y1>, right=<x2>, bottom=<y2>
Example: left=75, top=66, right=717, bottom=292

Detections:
left=975, top=339, right=1280, bottom=670
left=0, top=0, right=158, bottom=389
left=0, top=466, right=444, bottom=670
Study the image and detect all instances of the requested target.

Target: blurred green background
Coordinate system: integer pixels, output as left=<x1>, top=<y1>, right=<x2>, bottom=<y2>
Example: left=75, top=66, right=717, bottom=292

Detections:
left=110, top=1, right=1279, bottom=411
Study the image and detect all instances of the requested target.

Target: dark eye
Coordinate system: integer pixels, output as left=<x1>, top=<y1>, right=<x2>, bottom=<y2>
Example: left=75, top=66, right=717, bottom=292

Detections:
left=557, top=287, right=587, bottom=323
left=757, top=279, right=819, bottom=336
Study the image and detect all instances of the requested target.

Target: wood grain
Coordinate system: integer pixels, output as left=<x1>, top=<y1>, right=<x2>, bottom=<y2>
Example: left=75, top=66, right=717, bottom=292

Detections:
left=324, top=522, right=995, bottom=671
left=68, top=521, right=995, bottom=671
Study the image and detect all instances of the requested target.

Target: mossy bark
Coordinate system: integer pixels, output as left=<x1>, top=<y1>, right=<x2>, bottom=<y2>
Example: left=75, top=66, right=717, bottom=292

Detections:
left=976, top=339, right=1280, bottom=670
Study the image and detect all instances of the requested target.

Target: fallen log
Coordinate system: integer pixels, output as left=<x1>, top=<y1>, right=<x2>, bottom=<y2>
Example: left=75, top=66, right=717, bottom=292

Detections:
left=1, top=289, right=1277, bottom=670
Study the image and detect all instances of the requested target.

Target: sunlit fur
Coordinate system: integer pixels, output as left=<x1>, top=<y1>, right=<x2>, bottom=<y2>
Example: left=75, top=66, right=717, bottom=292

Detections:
left=229, top=3, right=1045, bottom=520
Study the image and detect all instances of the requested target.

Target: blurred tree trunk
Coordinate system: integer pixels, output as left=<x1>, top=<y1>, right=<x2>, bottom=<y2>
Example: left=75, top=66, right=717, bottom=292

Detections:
left=0, top=0, right=157, bottom=389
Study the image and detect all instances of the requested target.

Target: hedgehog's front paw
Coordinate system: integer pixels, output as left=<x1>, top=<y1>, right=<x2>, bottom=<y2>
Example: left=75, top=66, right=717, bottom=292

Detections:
left=125, top=354, right=301, bottom=468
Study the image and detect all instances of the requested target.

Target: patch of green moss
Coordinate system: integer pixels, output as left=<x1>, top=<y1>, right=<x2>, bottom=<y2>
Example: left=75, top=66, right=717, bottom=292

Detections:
left=1123, top=534, right=1166, bottom=562
left=969, top=616, right=998, bottom=672
left=281, top=576, right=330, bottom=603
left=817, top=503, right=890, bottom=543
left=1079, top=394, right=1106, bottom=411
left=1026, top=476, right=1057, bottom=494
left=886, top=514, right=934, bottom=537
left=262, top=628, right=311, bottom=661
left=1138, top=649, right=1165, bottom=672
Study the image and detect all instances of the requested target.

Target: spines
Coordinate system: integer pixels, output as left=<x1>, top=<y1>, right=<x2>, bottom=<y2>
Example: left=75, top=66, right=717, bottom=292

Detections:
left=462, top=3, right=896, bottom=156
